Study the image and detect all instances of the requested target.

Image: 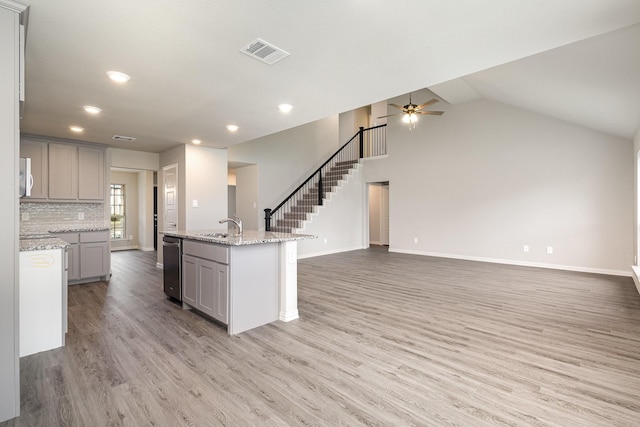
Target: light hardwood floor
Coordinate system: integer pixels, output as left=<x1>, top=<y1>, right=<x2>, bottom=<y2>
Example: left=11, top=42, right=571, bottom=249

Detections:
left=4, top=247, right=640, bottom=426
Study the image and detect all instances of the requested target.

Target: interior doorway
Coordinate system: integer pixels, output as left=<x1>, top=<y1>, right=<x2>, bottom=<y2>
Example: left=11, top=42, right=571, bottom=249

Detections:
left=368, top=182, right=389, bottom=246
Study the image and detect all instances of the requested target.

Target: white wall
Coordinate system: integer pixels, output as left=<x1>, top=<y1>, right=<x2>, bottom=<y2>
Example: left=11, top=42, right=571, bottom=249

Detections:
left=228, top=116, right=340, bottom=229
left=235, top=165, right=259, bottom=230
left=184, top=144, right=227, bottom=229
left=138, top=170, right=155, bottom=251
left=109, top=148, right=159, bottom=171
left=110, top=171, right=139, bottom=250
left=298, top=165, right=366, bottom=257
left=369, top=184, right=382, bottom=244
left=365, top=95, right=634, bottom=275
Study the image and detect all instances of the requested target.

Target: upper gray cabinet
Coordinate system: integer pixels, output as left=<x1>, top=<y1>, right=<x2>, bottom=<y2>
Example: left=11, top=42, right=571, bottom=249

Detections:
left=19, top=139, right=48, bottom=199
left=49, top=143, right=78, bottom=199
left=78, top=146, right=104, bottom=200
left=20, top=137, right=106, bottom=202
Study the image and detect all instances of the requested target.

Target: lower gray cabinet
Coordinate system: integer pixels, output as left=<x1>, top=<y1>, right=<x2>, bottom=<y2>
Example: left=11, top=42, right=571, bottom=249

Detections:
left=54, top=230, right=110, bottom=283
left=182, top=241, right=229, bottom=325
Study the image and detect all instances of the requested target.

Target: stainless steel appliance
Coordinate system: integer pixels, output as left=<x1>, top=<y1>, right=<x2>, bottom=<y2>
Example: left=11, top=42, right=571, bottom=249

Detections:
left=162, top=235, right=182, bottom=300
left=19, top=157, right=32, bottom=197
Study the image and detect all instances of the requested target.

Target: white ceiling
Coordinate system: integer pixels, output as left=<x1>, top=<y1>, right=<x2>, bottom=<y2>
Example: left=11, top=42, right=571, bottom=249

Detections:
left=19, top=0, right=640, bottom=153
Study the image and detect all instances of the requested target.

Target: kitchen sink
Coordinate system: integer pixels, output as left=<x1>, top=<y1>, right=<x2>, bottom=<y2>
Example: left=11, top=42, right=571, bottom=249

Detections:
left=199, top=232, right=229, bottom=238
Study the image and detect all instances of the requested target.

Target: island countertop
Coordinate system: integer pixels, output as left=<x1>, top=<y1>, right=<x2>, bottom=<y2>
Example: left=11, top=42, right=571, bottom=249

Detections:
left=163, top=229, right=315, bottom=246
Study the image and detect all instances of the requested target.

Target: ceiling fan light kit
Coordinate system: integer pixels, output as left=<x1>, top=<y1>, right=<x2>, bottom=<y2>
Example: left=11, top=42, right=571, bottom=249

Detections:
left=379, top=93, right=444, bottom=129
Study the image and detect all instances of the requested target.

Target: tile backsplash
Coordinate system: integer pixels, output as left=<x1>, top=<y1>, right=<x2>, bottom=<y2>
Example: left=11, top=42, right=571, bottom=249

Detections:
left=20, top=202, right=107, bottom=234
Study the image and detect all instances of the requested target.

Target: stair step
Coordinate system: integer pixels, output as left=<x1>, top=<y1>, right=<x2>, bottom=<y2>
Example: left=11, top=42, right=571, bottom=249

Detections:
left=270, top=226, right=293, bottom=233
left=276, top=219, right=301, bottom=227
left=284, top=212, right=308, bottom=220
left=290, top=204, right=316, bottom=213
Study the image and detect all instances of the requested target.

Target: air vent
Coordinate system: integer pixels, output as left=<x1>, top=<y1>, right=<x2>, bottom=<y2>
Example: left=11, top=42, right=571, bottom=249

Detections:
left=240, top=38, right=289, bottom=65
left=112, top=135, right=136, bottom=142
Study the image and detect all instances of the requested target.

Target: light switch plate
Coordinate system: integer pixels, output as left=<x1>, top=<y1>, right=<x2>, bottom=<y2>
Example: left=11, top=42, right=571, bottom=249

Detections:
left=78, top=212, right=84, bottom=220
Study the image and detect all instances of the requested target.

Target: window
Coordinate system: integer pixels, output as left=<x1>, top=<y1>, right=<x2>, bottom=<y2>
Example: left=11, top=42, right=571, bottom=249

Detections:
left=110, top=184, right=126, bottom=239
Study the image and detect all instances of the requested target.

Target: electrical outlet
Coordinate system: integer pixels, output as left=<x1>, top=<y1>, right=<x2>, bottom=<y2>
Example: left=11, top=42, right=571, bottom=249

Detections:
left=523, top=245, right=529, bottom=253
left=78, top=212, right=84, bottom=220
left=547, top=246, right=553, bottom=254
left=413, top=237, right=418, bottom=244
left=21, top=212, right=29, bottom=221
left=192, top=199, right=198, bottom=208
left=323, top=238, right=328, bottom=244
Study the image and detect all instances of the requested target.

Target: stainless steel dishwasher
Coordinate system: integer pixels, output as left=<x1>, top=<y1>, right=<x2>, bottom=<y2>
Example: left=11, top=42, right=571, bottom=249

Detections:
left=162, top=235, right=182, bottom=300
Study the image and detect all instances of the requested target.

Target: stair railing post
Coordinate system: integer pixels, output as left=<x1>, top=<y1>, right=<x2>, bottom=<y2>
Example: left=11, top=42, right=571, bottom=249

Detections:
left=264, top=208, right=272, bottom=232
left=318, top=170, right=323, bottom=206
left=359, top=126, right=364, bottom=159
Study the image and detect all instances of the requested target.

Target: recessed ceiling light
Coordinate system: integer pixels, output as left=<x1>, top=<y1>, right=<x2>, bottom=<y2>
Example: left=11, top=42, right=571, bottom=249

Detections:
left=227, top=125, right=239, bottom=132
left=278, top=104, right=293, bottom=113
left=191, top=139, right=202, bottom=145
left=106, top=70, right=131, bottom=83
left=69, top=126, right=84, bottom=133
left=83, top=105, right=102, bottom=114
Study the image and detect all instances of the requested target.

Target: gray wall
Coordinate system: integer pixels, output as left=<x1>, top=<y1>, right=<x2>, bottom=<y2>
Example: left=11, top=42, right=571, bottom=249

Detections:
left=365, top=94, right=633, bottom=274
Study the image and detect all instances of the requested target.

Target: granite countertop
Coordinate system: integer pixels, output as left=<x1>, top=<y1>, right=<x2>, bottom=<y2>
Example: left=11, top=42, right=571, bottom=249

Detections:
left=163, top=229, right=316, bottom=246
left=20, top=226, right=110, bottom=252
left=20, top=235, right=69, bottom=252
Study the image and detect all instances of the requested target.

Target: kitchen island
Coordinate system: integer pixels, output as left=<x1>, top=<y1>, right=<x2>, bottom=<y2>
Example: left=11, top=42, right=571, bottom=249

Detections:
left=19, top=235, right=69, bottom=356
left=163, top=230, right=314, bottom=335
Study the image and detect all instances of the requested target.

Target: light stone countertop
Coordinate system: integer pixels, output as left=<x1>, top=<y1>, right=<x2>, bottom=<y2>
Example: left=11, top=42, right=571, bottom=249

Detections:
left=163, top=229, right=316, bottom=246
left=19, top=226, right=110, bottom=252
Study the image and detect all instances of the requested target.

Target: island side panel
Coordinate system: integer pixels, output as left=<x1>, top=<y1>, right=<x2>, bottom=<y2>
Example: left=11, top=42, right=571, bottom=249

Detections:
left=279, top=240, right=299, bottom=322
left=228, top=244, right=279, bottom=335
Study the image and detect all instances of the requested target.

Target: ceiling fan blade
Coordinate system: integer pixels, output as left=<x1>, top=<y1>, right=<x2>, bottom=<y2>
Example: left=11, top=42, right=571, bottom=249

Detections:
left=377, top=113, right=401, bottom=118
left=388, top=103, right=406, bottom=111
left=415, top=99, right=439, bottom=110
left=415, top=110, right=444, bottom=115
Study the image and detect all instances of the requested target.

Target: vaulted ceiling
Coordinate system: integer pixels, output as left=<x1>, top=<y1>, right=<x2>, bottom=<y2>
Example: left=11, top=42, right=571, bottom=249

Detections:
left=19, top=0, right=640, bottom=153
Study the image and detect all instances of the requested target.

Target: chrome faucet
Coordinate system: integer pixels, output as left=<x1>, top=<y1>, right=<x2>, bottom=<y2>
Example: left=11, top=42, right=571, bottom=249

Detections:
left=219, top=215, right=243, bottom=236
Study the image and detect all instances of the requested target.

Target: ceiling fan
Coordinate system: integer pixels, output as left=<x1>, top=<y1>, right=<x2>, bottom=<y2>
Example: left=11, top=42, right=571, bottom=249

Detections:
left=378, top=93, right=444, bottom=127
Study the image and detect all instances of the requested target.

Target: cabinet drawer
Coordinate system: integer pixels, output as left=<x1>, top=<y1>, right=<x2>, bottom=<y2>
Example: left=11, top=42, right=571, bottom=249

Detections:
left=80, top=230, right=109, bottom=243
left=183, top=240, right=229, bottom=264
left=54, top=232, right=79, bottom=244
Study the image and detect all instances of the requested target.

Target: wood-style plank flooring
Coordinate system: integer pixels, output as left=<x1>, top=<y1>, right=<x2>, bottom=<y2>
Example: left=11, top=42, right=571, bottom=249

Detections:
left=4, top=247, right=640, bottom=426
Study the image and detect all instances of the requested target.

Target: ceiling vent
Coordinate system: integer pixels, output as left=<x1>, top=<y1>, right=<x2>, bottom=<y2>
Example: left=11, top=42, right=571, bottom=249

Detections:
left=240, top=38, right=289, bottom=65
left=112, top=135, right=136, bottom=142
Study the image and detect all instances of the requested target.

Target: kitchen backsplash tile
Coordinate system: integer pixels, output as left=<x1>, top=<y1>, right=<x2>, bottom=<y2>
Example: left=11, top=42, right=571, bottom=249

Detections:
left=20, top=203, right=107, bottom=234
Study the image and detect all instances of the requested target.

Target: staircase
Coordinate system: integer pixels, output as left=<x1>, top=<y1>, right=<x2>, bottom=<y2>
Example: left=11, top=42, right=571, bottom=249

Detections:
left=265, top=125, right=386, bottom=233
left=270, top=159, right=359, bottom=233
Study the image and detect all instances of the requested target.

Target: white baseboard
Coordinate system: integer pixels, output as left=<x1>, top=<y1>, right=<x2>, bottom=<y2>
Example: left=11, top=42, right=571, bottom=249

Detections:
left=632, top=266, right=640, bottom=294
left=139, top=246, right=155, bottom=252
left=298, top=245, right=367, bottom=259
left=279, top=310, right=299, bottom=322
left=390, top=248, right=632, bottom=278
left=156, top=262, right=163, bottom=269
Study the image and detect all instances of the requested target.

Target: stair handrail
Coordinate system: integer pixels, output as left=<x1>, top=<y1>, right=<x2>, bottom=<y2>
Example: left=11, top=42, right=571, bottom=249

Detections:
left=264, top=124, right=386, bottom=231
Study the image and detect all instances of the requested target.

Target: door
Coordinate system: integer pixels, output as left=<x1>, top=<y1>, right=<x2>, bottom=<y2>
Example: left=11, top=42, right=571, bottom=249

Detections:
left=163, top=164, right=178, bottom=232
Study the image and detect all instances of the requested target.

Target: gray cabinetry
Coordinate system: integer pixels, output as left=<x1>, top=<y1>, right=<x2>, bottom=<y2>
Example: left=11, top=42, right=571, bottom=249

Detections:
left=182, top=240, right=229, bottom=325
left=54, top=232, right=79, bottom=280
left=49, top=143, right=78, bottom=200
left=182, top=254, right=197, bottom=307
left=54, top=230, right=109, bottom=283
left=78, top=146, right=104, bottom=200
left=80, top=232, right=109, bottom=279
left=19, top=139, right=48, bottom=199
left=19, top=138, right=105, bottom=202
